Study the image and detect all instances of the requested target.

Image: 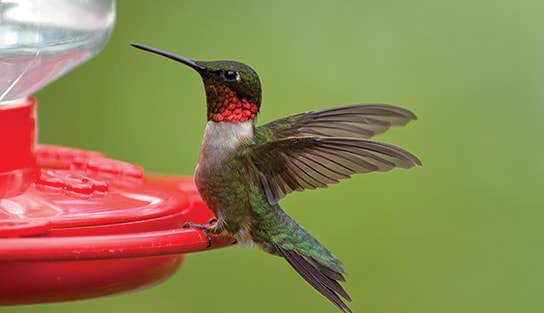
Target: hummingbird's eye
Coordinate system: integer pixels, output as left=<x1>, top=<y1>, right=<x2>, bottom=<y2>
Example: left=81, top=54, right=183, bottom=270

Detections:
left=223, top=70, right=239, bottom=81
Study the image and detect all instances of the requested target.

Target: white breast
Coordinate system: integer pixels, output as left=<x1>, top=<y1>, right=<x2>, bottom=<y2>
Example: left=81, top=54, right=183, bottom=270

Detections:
left=196, top=120, right=254, bottom=171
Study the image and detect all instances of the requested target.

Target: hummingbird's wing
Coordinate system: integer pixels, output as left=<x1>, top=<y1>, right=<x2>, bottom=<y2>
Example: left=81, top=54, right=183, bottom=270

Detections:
left=255, top=104, right=416, bottom=140
left=249, top=136, right=421, bottom=205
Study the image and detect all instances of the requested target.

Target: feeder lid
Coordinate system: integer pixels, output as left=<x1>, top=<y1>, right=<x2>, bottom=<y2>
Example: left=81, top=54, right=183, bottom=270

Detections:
left=1, top=145, right=184, bottom=237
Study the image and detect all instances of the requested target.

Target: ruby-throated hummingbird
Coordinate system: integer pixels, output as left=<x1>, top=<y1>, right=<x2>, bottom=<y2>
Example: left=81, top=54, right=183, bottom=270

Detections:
left=131, top=43, right=421, bottom=312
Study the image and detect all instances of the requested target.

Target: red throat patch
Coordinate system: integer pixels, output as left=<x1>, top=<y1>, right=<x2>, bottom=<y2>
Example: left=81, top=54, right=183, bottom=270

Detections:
left=208, top=85, right=259, bottom=123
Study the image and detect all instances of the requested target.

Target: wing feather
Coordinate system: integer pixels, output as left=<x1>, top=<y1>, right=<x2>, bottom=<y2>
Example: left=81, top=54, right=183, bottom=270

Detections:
left=250, top=137, right=421, bottom=204
left=256, top=104, right=417, bottom=140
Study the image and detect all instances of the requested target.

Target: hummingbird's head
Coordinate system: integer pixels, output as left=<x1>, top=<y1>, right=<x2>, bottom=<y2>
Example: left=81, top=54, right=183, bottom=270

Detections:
left=131, top=43, right=261, bottom=123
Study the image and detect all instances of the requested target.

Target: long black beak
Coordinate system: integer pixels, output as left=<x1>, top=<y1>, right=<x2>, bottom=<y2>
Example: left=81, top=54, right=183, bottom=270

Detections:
left=131, top=43, right=206, bottom=71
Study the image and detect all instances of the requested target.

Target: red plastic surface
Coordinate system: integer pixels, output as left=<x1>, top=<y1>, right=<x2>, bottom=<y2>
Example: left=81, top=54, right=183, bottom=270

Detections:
left=0, top=98, right=235, bottom=305
left=0, top=99, right=36, bottom=198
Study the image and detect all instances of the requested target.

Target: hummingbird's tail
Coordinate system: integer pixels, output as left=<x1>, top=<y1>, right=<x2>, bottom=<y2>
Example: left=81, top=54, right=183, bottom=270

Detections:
left=266, top=205, right=352, bottom=312
left=274, top=243, right=352, bottom=312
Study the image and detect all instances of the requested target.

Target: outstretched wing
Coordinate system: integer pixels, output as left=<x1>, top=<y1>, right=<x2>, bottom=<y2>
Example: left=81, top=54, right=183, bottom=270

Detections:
left=249, top=136, right=421, bottom=205
left=255, top=104, right=417, bottom=141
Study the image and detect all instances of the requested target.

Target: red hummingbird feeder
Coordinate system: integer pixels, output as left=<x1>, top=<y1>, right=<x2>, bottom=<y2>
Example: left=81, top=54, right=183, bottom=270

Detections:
left=0, top=0, right=233, bottom=305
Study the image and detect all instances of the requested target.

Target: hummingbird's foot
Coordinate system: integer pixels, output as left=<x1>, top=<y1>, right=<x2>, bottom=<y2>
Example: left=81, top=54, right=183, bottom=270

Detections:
left=207, top=217, right=218, bottom=224
left=183, top=222, right=214, bottom=248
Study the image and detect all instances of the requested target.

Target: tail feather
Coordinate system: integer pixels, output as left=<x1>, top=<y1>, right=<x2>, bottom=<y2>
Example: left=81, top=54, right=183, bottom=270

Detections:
left=274, top=243, right=352, bottom=313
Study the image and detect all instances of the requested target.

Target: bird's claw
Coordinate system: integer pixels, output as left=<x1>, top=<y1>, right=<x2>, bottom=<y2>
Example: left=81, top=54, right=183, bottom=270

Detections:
left=182, top=219, right=216, bottom=248
left=182, top=221, right=210, bottom=230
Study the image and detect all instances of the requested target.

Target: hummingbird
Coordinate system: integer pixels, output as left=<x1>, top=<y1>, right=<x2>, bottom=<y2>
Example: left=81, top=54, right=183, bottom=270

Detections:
left=131, top=43, right=421, bottom=312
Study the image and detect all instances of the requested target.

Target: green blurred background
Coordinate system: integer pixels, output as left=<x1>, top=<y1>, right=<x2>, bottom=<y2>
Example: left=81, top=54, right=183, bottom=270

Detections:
left=5, top=0, right=544, bottom=312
